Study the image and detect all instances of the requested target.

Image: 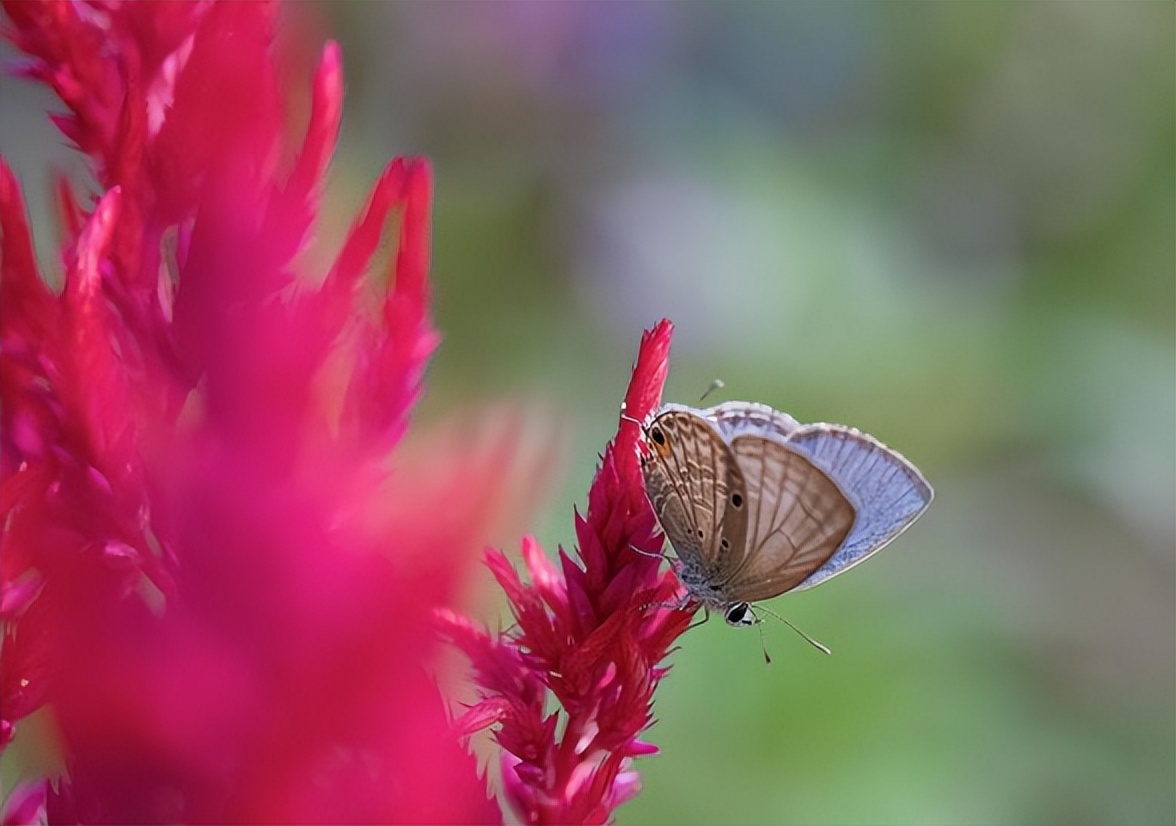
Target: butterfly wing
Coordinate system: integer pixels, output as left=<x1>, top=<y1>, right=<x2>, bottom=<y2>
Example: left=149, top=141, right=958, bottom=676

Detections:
left=784, top=424, right=933, bottom=591
left=707, top=400, right=801, bottom=442
left=640, top=409, right=748, bottom=576
left=716, top=435, right=855, bottom=603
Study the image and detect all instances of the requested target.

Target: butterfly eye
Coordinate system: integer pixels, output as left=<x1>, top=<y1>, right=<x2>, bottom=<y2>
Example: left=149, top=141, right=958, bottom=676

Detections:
left=724, top=602, right=756, bottom=627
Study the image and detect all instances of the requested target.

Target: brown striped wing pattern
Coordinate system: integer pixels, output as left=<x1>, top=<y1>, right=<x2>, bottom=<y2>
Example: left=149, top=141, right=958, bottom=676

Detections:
left=639, top=410, right=748, bottom=579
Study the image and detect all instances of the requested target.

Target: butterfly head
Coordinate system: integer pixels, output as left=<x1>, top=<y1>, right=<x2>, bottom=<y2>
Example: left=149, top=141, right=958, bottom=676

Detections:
left=723, top=601, right=758, bottom=627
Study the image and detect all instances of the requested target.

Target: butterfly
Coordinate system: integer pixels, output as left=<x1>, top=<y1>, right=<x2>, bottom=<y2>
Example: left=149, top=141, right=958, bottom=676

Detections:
left=637, top=401, right=932, bottom=628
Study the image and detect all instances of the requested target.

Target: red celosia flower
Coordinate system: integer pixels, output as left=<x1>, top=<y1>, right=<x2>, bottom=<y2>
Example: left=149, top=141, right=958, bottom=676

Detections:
left=443, top=319, right=695, bottom=825
left=1, top=2, right=505, bottom=822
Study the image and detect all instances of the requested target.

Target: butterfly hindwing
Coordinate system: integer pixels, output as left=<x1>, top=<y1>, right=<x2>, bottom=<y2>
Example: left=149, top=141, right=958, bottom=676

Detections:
left=718, top=435, right=855, bottom=602
left=782, top=424, right=933, bottom=591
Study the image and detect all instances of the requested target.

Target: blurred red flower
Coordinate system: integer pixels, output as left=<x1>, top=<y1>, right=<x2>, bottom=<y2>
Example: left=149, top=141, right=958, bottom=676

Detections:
left=443, top=319, right=695, bottom=825
left=1, top=3, right=695, bottom=824
left=1, top=2, right=504, bottom=822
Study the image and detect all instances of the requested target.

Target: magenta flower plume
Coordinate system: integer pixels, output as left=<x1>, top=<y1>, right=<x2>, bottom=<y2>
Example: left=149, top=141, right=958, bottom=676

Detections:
left=443, top=319, right=694, bottom=824
left=1, top=3, right=504, bottom=822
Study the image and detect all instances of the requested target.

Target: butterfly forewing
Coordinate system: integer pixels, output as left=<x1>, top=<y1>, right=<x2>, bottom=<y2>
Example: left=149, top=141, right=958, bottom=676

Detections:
left=640, top=411, right=748, bottom=576
left=784, top=425, right=933, bottom=591
left=718, top=436, right=855, bottom=602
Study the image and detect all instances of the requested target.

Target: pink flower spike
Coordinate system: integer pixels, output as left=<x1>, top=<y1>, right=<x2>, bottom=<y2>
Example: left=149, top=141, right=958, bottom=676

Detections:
left=2, top=4, right=531, bottom=822
left=450, top=319, right=695, bottom=823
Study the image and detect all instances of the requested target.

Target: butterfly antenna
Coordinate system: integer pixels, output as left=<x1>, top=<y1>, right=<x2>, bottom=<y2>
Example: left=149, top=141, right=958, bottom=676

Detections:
left=756, top=620, right=772, bottom=665
left=698, top=379, right=725, bottom=404
left=756, top=604, right=831, bottom=655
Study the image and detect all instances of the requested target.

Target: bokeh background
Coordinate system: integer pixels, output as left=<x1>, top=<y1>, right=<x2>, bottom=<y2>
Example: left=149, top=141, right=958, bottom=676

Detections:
left=2, top=3, right=1172, bottom=825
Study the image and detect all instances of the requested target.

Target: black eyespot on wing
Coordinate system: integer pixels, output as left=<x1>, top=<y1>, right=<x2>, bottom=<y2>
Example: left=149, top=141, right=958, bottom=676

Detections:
left=720, top=537, right=730, bottom=551
left=696, top=528, right=704, bottom=539
left=731, top=492, right=743, bottom=508
left=650, top=427, right=666, bottom=446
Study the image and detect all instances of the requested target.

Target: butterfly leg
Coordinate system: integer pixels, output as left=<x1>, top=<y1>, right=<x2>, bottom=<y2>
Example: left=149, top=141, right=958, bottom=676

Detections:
left=629, top=543, right=671, bottom=562
left=685, top=607, right=711, bottom=633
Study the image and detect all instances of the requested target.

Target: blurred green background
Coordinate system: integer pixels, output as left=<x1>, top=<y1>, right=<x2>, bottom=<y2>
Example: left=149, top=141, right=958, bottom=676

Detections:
left=2, top=3, right=1172, bottom=825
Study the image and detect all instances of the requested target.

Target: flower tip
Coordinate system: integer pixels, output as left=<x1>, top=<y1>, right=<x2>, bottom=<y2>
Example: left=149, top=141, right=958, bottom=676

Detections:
left=0, top=778, right=47, bottom=826
left=313, top=39, right=343, bottom=126
left=611, top=770, right=643, bottom=807
left=71, top=187, right=122, bottom=290
left=521, top=535, right=559, bottom=585
left=647, top=317, right=674, bottom=342
left=0, top=576, right=42, bottom=619
left=625, top=739, right=660, bottom=757
left=612, top=318, right=676, bottom=481
left=623, top=319, right=674, bottom=423
left=320, top=40, right=342, bottom=76
left=0, top=156, right=17, bottom=196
